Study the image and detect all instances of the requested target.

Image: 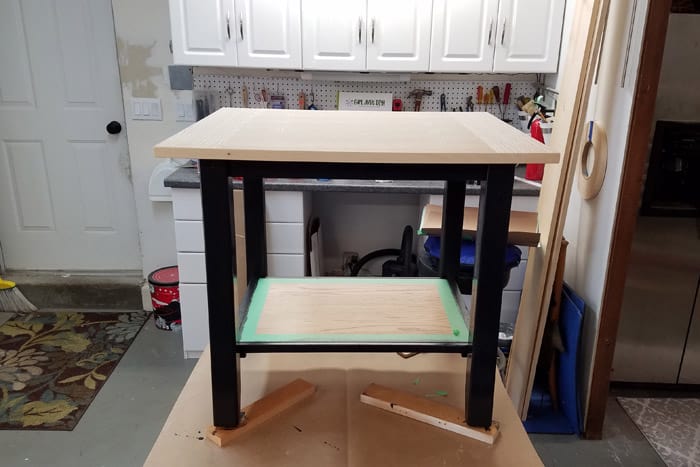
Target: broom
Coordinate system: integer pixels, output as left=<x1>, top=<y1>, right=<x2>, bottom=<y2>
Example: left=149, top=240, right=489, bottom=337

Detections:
left=0, top=277, right=37, bottom=313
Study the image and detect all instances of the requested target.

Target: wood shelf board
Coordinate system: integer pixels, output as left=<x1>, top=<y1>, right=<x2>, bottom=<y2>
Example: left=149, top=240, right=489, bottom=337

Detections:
left=239, top=278, right=470, bottom=343
left=154, top=108, right=559, bottom=165
left=418, top=204, right=540, bottom=247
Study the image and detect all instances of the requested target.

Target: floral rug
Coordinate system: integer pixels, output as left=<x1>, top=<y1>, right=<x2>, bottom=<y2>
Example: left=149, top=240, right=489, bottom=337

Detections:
left=618, top=397, right=700, bottom=467
left=0, top=311, right=149, bottom=430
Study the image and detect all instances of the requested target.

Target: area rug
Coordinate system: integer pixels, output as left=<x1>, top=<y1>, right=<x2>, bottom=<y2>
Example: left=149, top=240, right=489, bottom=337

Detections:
left=618, top=397, right=700, bottom=467
left=0, top=311, right=149, bottom=430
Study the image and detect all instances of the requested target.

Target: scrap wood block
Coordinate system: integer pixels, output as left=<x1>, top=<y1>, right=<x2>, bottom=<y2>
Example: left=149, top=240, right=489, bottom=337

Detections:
left=207, top=378, right=316, bottom=447
left=360, top=383, right=500, bottom=445
left=419, top=204, right=540, bottom=247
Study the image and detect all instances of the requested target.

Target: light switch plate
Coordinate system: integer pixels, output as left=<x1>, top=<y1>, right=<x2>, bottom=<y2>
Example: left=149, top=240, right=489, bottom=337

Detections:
left=132, top=98, right=162, bottom=121
left=175, top=97, right=196, bottom=122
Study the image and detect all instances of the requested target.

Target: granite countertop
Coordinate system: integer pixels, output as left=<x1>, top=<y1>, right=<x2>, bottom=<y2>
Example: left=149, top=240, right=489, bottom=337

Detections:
left=164, top=166, right=540, bottom=196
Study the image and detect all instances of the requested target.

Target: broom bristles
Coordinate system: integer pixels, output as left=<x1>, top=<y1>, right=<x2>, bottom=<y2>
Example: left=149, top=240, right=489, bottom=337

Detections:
left=0, top=286, right=37, bottom=313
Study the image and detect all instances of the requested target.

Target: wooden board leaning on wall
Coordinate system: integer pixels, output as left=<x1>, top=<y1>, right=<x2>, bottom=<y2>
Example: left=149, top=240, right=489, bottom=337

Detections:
left=505, top=0, right=611, bottom=419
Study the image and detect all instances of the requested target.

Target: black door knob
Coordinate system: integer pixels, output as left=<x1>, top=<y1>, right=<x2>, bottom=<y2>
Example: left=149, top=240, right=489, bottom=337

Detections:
left=106, top=121, right=122, bottom=135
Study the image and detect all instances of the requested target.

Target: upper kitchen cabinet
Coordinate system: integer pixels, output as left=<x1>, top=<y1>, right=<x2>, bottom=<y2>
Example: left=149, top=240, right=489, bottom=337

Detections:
left=366, top=0, right=433, bottom=72
left=234, top=0, right=302, bottom=69
left=169, top=0, right=237, bottom=66
left=493, top=0, right=565, bottom=73
left=302, top=0, right=367, bottom=71
left=430, top=0, right=499, bottom=72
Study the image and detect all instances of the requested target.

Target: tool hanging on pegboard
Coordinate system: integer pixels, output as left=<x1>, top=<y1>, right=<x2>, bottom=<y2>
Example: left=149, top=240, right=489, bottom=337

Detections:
left=193, top=72, right=538, bottom=124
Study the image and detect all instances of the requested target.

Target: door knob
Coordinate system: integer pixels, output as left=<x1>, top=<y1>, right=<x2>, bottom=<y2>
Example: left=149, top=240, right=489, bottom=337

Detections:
left=106, top=121, right=122, bottom=135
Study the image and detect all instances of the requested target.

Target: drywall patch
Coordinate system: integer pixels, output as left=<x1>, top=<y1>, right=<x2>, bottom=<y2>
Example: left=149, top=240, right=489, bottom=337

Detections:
left=116, top=38, right=160, bottom=98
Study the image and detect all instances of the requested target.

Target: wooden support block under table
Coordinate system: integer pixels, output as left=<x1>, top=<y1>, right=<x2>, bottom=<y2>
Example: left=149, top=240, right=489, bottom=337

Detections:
left=207, top=378, right=316, bottom=447
left=361, top=383, right=499, bottom=445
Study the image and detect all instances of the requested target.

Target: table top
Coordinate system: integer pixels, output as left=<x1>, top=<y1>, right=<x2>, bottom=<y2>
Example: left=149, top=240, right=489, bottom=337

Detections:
left=154, top=108, right=559, bottom=165
left=144, top=349, right=543, bottom=466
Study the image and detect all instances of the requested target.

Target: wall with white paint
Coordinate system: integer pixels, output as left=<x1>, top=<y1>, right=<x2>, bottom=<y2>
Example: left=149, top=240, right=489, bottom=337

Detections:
left=112, top=0, right=183, bottom=276
left=562, top=0, right=649, bottom=421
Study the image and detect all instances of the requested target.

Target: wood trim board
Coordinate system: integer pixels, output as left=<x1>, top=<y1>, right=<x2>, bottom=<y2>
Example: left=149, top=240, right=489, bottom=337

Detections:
left=154, top=109, right=559, bottom=165
left=584, top=0, right=671, bottom=439
left=506, top=0, right=609, bottom=419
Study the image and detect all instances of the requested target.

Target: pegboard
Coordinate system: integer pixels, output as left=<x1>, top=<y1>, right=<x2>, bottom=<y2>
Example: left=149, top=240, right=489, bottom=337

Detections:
left=193, top=71, right=537, bottom=126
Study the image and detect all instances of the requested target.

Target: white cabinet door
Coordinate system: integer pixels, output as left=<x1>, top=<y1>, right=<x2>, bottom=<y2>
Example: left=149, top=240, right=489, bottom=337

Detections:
left=429, top=0, right=498, bottom=72
left=235, top=0, right=302, bottom=69
left=169, top=0, right=237, bottom=66
left=493, top=0, right=565, bottom=73
left=366, top=0, right=433, bottom=71
left=302, top=0, right=367, bottom=71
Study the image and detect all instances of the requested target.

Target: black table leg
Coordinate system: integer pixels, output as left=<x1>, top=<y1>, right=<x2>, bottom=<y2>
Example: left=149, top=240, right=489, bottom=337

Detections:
left=467, top=164, right=515, bottom=428
left=200, top=160, right=241, bottom=428
left=439, top=181, right=467, bottom=281
left=243, top=177, right=267, bottom=281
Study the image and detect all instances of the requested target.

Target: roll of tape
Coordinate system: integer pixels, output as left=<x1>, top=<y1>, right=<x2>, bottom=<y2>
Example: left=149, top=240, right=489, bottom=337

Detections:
left=577, top=121, right=608, bottom=200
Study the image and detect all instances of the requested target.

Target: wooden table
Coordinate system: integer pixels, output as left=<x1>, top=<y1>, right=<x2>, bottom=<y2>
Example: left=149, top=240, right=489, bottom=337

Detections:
left=154, top=108, right=558, bottom=432
left=145, top=349, right=544, bottom=466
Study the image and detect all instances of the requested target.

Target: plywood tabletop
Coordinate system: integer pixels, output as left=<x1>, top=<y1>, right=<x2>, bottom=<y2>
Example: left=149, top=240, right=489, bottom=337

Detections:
left=145, top=350, right=544, bottom=466
left=154, top=108, right=559, bottom=165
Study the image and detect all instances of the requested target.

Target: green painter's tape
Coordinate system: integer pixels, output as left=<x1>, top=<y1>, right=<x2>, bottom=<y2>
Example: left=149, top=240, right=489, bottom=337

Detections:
left=238, top=277, right=271, bottom=342
left=238, top=278, right=470, bottom=344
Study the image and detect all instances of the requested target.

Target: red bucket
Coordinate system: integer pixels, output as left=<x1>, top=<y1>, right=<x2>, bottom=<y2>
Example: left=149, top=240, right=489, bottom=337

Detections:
left=148, top=266, right=181, bottom=331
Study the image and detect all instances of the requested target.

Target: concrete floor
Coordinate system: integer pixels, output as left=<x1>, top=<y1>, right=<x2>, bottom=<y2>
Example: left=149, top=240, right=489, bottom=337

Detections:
left=1, top=311, right=664, bottom=467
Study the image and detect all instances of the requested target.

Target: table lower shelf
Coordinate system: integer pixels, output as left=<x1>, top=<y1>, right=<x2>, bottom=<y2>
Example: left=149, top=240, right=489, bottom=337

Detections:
left=235, top=277, right=471, bottom=352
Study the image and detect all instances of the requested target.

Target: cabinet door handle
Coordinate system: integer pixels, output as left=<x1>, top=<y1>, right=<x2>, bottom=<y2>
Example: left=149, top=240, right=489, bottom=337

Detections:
left=371, top=17, right=375, bottom=44
left=358, top=17, right=362, bottom=44
left=239, top=12, right=244, bottom=41
left=226, top=11, right=231, bottom=40
left=501, top=19, right=507, bottom=45
left=487, top=18, right=494, bottom=45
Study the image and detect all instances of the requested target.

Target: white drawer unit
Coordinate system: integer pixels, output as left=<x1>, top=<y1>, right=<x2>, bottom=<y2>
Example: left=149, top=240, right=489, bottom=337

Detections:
left=268, top=254, right=305, bottom=277
left=172, top=188, right=203, bottom=220
left=172, top=188, right=310, bottom=357
left=174, top=220, right=204, bottom=252
left=177, top=252, right=207, bottom=283
left=178, top=283, right=210, bottom=358
left=266, top=223, right=305, bottom=254
left=265, top=191, right=309, bottom=223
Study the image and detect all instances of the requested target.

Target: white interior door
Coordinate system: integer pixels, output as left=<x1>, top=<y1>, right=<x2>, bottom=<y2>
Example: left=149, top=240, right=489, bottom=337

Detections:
left=366, top=0, right=433, bottom=71
left=301, top=0, right=367, bottom=71
left=169, top=0, right=238, bottom=66
left=235, top=0, right=302, bottom=69
left=0, top=0, right=141, bottom=270
left=493, top=0, right=565, bottom=73
left=429, top=0, right=499, bottom=72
